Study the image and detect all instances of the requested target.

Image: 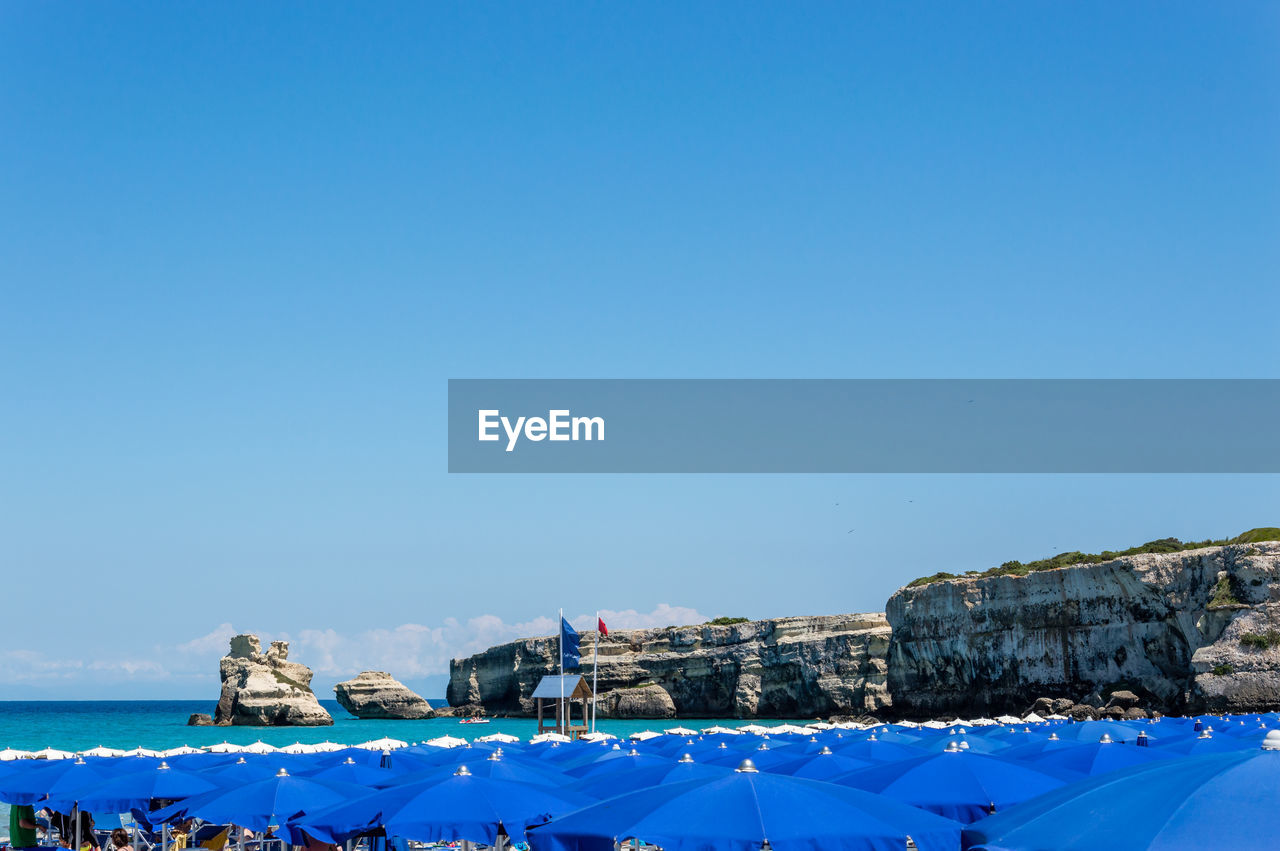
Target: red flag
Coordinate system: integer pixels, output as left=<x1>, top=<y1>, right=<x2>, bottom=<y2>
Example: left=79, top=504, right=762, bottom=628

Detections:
left=598, top=617, right=609, bottom=636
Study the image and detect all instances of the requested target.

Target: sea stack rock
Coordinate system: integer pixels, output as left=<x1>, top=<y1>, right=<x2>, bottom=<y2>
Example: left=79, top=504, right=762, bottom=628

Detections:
left=213, top=634, right=333, bottom=726
left=334, top=671, right=435, bottom=719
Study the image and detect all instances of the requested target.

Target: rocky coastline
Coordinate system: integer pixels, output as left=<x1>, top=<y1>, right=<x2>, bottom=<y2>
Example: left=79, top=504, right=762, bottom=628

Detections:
left=447, top=535, right=1280, bottom=720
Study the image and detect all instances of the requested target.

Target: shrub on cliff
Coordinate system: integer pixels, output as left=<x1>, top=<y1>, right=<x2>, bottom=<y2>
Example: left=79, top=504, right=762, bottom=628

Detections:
left=907, top=527, right=1277, bottom=587
left=1239, top=630, right=1280, bottom=650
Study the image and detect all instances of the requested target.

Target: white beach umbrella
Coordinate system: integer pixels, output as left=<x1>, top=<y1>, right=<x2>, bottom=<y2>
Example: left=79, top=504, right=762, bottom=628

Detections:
left=700, top=726, right=742, bottom=735
left=737, top=724, right=772, bottom=735
left=1045, top=713, right=1069, bottom=720
left=278, top=742, right=318, bottom=754
left=0, top=748, right=33, bottom=761
left=31, top=747, right=75, bottom=760
left=424, top=735, right=468, bottom=749
left=806, top=722, right=836, bottom=731
left=309, top=741, right=346, bottom=752
left=206, top=741, right=247, bottom=753
left=123, top=747, right=165, bottom=757
left=80, top=746, right=128, bottom=758
left=579, top=732, right=617, bottom=742
left=995, top=715, right=1023, bottom=725
left=161, top=745, right=205, bottom=757
left=239, top=740, right=278, bottom=754
left=474, top=732, right=521, bottom=744
left=356, top=737, right=409, bottom=751
left=662, top=726, right=698, bottom=736
left=832, top=721, right=867, bottom=730
left=628, top=731, right=662, bottom=742
left=891, top=721, right=922, bottom=729
left=530, top=732, right=571, bottom=744
left=1023, top=712, right=1047, bottom=724
left=771, top=724, right=813, bottom=735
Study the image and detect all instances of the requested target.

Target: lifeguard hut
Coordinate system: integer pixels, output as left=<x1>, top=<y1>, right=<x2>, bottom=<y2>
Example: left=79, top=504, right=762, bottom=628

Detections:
left=533, top=674, right=593, bottom=739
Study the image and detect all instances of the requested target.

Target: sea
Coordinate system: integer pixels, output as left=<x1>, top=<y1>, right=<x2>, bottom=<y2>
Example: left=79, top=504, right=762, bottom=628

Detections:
left=0, top=700, right=786, bottom=752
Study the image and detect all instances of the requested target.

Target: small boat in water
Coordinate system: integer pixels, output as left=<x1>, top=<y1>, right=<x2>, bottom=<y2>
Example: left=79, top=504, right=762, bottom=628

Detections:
left=459, top=716, right=490, bottom=725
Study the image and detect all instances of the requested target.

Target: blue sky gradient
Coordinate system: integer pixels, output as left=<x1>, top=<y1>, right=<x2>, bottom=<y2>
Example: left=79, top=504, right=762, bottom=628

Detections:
left=1, top=2, right=1276, bottom=699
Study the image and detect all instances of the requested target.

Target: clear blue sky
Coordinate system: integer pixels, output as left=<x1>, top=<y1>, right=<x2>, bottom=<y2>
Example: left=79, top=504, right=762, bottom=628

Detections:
left=1, top=2, right=1276, bottom=700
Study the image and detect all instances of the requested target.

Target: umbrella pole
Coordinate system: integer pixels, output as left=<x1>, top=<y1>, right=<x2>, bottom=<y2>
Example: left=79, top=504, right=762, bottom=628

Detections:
left=75, top=805, right=81, bottom=851
left=162, top=822, right=168, bottom=851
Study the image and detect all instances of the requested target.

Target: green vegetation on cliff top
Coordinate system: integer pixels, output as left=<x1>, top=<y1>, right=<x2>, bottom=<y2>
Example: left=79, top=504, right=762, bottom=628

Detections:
left=906, top=528, right=1279, bottom=588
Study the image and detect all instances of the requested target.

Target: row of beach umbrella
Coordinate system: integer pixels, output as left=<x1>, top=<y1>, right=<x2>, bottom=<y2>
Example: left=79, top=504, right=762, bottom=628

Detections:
left=2, top=714, right=1279, bottom=850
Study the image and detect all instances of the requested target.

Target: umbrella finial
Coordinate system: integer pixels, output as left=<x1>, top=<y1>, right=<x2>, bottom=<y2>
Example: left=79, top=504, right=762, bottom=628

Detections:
left=159, top=761, right=170, bottom=770
left=488, top=751, right=501, bottom=761
left=944, top=742, right=961, bottom=753
left=1262, top=731, right=1280, bottom=751
left=735, top=759, right=759, bottom=773
left=1098, top=734, right=1114, bottom=744
left=678, top=753, right=694, bottom=763
left=454, top=764, right=472, bottom=775
left=276, top=767, right=289, bottom=776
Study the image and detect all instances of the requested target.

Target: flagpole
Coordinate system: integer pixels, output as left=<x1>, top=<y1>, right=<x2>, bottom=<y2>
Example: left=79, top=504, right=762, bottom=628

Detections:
left=591, top=610, right=599, bottom=733
left=558, top=607, right=565, bottom=737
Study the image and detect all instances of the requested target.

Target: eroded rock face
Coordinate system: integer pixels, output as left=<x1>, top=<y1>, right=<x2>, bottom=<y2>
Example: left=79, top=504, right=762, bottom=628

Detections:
left=886, top=543, right=1280, bottom=717
left=447, top=614, right=892, bottom=718
left=597, top=684, right=678, bottom=719
left=334, top=671, right=434, bottom=719
left=213, top=634, right=333, bottom=726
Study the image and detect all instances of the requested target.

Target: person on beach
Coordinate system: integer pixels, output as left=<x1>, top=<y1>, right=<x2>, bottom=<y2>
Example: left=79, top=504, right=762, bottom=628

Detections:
left=110, top=828, right=134, bottom=851
left=9, top=803, right=41, bottom=851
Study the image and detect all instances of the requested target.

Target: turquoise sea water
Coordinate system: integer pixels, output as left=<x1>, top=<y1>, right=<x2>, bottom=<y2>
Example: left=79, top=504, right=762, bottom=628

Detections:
left=0, top=700, right=784, bottom=752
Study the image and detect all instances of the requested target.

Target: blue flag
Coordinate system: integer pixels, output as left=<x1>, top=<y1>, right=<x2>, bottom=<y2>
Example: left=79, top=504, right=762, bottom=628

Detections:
left=560, top=617, right=581, bottom=669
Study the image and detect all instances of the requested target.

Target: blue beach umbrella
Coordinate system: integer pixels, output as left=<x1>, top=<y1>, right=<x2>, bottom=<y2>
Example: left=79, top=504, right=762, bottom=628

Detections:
left=0, top=757, right=116, bottom=806
left=385, top=751, right=569, bottom=789
left=52, top=761, right=225, bottom=813
left=563, top=750, right=671, bottom=779
left=770, top=747, right=875, bottom=780
left=290, top=765, right=585, bottom=846
left=835, top=744, right=1069, bottom=823
left=564, top=755, right=731, bottom=801
left=1027, top=734, right=1177, bottom=777
left=197, top=756, right=288, bottom=784
left=1051, top=720, right=1152, bottom=743
left=1154, top=729, right=1259, bottom=756
left=152, top=768, right=370, bottom=832
left=299, top=758, right=401, bottom=787
left=831, top=736, right=928, bottom=763
left=964, top=732, right=1280, bottom=851
left=526, top=758, right=962, bottom=851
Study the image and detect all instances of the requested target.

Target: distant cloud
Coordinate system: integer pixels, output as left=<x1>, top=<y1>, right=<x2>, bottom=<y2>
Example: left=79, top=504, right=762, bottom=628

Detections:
left=263, top=604, right=711, bottom=680
left=176, top=623, right=238, bottom=655
left=0, top=604, right=712, bottom=695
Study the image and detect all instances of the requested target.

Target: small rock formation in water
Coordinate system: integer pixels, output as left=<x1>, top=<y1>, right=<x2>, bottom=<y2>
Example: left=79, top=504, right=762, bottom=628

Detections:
left=334, top=671, right=435, bottom=719
left=211, top=634, right=333, bottom=726
left=186, top=713, right=214, bottom=726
